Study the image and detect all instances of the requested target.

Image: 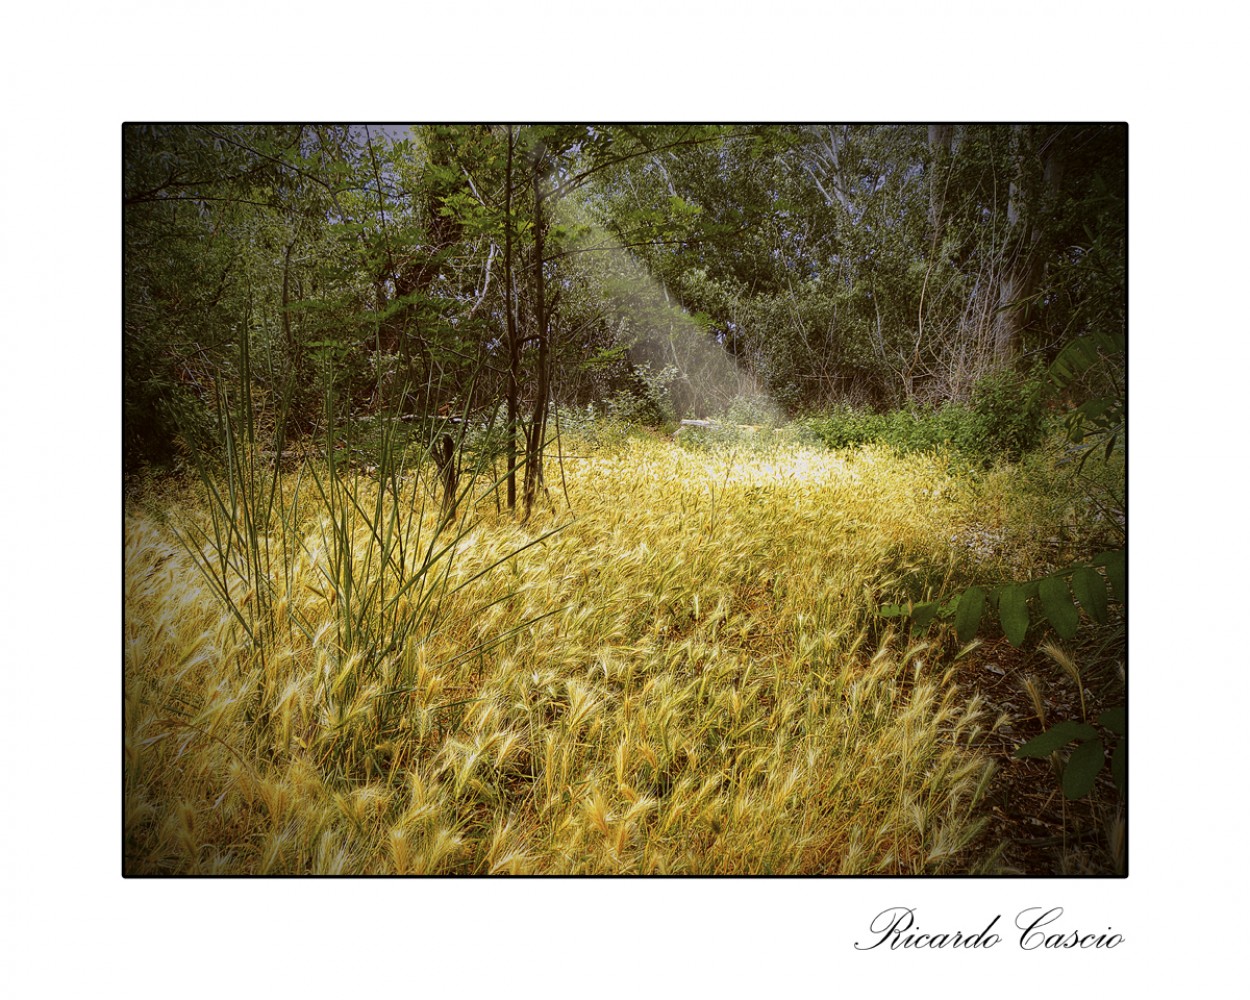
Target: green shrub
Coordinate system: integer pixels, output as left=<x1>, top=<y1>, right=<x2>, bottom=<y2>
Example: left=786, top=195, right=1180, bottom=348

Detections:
left=801, top=406, right=889, bottom=451
left=606, top=363, right=680, bottom=427
left=123, top=333, right=223, bottom=475
left=802, top=369, right=1046, bottom=465
left=968, top=367, right=1046, bottom=460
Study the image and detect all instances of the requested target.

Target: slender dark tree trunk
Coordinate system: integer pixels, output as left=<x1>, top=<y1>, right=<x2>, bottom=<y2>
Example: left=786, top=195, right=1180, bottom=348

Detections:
left=281, top=240, right=299, bottom=374
left=927, top=123, right=954, bottom=243
left=995, top=125, right=1064, bottom=362
left=523, top=143, right=550, bottom=519
left=433, top=433, right=457, bottom=520
left=504, top=126, right=520, bottom=512
left=911, top=124, right=956, bottom=397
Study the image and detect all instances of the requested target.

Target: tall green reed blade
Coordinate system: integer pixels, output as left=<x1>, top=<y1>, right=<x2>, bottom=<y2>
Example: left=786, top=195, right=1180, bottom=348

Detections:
left=177, top=346, right=265, bottom=656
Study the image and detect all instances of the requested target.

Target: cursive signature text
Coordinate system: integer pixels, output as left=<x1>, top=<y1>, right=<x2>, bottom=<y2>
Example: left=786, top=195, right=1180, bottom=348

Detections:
left=855, top=906, right=1124, bottom=951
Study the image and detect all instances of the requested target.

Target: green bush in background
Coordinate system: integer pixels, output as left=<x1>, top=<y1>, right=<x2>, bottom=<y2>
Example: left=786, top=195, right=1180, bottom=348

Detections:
left=800, top=368, right=1047, bottom=465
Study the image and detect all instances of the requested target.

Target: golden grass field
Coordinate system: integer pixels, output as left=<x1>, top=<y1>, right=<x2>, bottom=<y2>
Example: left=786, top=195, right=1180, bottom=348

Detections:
left=124, top=431, right=1115, bottom=874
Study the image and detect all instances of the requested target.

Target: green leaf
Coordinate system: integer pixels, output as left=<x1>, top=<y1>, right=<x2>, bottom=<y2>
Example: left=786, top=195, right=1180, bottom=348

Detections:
left=1014, top=719, right=1100, bottom=758
left=1048, top=332, right=1126, bottom=391
left=998, top=585, right=1030, bottom=647
left=954, top=586, right=986, bottom=643
left=1110, top=738, right=1126, bottom=792
left=1077, top=398, right=1110, bottom=421
left=910, top=600, right=940, bottom=632
left=1038, top=575, right=1079, bottom=639
left=1093, top=550, right=1125, bottom=603
left=878, top=603, right=906, bottom=618
left=1063, top=738, right=1105, bottom=799
left=1071, top=566, right=1108, bottom=625
left=1098, top=706, right=1125, bottom=735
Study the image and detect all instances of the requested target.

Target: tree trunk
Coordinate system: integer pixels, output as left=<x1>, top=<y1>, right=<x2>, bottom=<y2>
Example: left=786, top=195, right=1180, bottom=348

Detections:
left=433, top=433, right=458, bottom=521
left=994, top=125, right=1064, bottom=362
left=523, top=144, right=550, bottom=519
left=927, top=124, right=954, bottom=242
left=504, top=126, right=519, bottom=512
left=281, top=240, right=299, bottom=372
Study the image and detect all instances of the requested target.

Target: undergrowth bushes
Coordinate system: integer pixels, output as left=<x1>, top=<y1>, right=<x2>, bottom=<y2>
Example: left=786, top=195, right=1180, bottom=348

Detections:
left=802, top=369, right=1047, bottom=464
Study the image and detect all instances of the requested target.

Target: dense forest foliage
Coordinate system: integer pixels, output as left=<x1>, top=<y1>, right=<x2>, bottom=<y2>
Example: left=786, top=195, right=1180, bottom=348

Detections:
left=124, top=124, right=1125, bottom=496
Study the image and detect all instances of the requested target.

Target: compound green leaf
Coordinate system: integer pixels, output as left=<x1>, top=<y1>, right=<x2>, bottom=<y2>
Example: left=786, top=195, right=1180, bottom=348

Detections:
left=1071, top=566, right=1109, bottom=624
left=1014, top=719, right=1099, bottom=758
left=1049, top=333, right=1125, bottom=391
left=1078, top=398, right=1110, bottom=421
left=998, top=584, right=1030, bottom=647
left=910, top=600, right=940, bottom=632
left=1098, top=706, right=1125, bottom=735
left=1093, top=549, right=1126, bottom=603
left=1039, top=575, right=1079, bottom=639
left=954, top=586, right=986, bottom=643
left=1063, top=738, right=1105, bottom=799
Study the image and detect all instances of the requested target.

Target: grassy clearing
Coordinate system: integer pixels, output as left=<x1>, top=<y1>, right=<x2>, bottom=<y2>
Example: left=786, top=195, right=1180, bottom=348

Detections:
left=124, top=430, right=1116, bottom=874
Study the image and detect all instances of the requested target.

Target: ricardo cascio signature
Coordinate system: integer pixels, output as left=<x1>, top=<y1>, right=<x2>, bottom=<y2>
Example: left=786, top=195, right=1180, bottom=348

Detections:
left=854, top=906, right=1124, bottom=951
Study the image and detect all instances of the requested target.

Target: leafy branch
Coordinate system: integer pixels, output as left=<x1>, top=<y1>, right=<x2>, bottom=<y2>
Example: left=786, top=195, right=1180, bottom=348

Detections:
left=1014, top=707, right=1125, bottom=799
left=1047, top=329, right=1125, bottom=469
left=879, top=549, right=1124, bottom=646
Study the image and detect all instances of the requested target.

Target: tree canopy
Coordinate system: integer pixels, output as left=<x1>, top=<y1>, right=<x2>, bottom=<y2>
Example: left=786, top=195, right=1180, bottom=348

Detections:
left=124, top=123, right=1126, bottom=500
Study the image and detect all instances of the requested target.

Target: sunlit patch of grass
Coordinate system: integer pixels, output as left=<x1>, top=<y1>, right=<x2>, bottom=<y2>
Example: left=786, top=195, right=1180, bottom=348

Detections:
left=124, top=434, right=1087, bottom=874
